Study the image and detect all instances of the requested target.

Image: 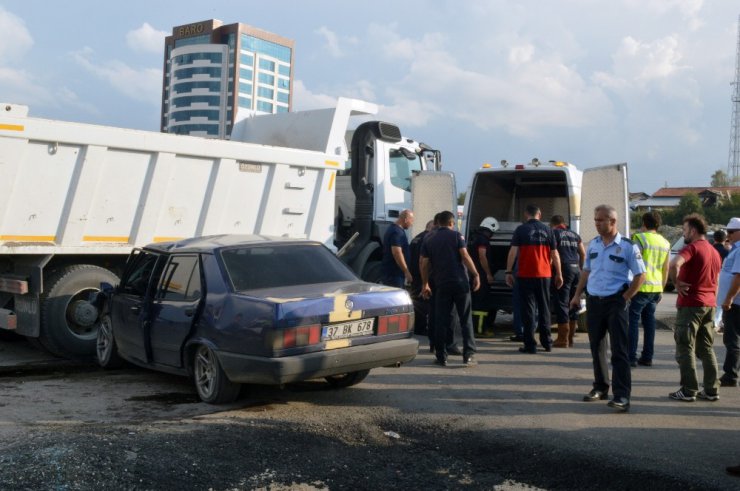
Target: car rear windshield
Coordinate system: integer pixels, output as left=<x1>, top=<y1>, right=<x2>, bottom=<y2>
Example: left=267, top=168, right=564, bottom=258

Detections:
left=221, top=243, right=358, bottom=291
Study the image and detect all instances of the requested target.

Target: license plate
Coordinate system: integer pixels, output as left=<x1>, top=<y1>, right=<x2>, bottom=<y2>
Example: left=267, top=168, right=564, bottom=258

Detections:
left=322, top=319, right=375, bottom=340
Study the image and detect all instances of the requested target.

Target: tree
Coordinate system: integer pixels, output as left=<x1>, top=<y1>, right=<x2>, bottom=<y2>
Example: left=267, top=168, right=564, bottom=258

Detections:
left=672, top=193, right=703, bottom=221
left=711, top=169, right=730, bottom=187
left=457, top=192, right=466, bottom=205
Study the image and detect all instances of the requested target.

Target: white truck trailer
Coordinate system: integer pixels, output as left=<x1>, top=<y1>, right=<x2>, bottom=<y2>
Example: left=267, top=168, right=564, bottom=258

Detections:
left=461, top=159, right=629, bottom=321
left=0, top=99, right=453, bottom=357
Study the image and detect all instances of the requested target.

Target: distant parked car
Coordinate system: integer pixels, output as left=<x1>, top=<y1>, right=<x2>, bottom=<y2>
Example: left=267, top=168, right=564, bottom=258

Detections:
left=94, top=235, right=418, bottom=403
left=664, top=237, right=685, bottom=292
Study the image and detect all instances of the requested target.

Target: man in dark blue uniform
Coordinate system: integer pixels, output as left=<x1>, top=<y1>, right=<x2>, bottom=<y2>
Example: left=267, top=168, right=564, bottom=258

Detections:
left=409, top=220, right=435, bottom=340
left=550, top=215, right=585, bottom=347
left=380, top=209, right=414, bottom=287
left=570, top=204, right=645, bottom=412
left=469, top=217, right=499, bottom=333
left=420, top=210, right=480, bottom=366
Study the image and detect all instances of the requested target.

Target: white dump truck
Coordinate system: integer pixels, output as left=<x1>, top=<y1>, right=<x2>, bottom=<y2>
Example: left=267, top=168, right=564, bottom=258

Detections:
left=0, top=98, right=453, bottom=357
left=461, top=159, right=629, bottom=322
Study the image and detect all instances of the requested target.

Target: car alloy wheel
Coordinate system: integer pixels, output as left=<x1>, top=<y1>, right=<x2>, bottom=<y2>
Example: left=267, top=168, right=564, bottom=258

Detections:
left=193, top=344, right=240, bottom=404
left=95, top=314, right=123, bottom=368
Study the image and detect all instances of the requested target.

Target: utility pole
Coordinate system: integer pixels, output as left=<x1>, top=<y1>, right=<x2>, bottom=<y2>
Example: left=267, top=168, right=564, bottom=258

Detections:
left=729, top=15, right=740, bottom=186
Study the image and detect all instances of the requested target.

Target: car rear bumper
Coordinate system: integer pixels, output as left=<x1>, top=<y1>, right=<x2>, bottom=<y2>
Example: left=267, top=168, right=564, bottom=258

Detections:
left=216, top=338, right=419, bottom=385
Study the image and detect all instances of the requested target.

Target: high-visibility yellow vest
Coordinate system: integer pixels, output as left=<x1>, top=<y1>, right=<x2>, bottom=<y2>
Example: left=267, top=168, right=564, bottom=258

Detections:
left=632, top=231, right=670, bottom=292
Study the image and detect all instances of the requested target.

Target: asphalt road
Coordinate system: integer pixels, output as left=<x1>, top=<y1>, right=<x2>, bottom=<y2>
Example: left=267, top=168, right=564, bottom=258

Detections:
left=0, top=292, right=738, bottom=490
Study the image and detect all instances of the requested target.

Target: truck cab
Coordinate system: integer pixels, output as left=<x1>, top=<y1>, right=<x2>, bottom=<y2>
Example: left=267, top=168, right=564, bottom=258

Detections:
left=334, top=121, right=445, bottom=281
left=461, top=159, right=628, bottom=315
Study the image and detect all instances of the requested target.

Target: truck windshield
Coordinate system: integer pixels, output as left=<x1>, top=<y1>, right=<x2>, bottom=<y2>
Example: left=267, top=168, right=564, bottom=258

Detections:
left=389, top=148, right=423, bottom=192
left=221, top=243, right=358, bottom=291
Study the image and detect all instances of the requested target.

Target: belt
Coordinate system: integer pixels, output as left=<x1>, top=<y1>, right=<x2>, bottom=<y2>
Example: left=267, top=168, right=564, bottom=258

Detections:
left=588, top=286, right=628, bottom=301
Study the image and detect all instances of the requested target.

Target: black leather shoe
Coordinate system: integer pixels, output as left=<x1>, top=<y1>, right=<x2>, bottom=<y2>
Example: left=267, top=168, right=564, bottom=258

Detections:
left=446, top=345, right=463, bottom=356
left=607, top=397, right=630, bottom=412
left=720, top=379, right=738, bottom=387
left=433, top=358, right=447, bottom=367
left=542, top=345, right=552, bottom=352
left=518, top=347, right=537, bottom=354
left=463, top=354, right=477, bottom=366
left=637, top=358, right=652, bottom=367
left=629, top=360, right=637, bottom=368
left=583, top=389, right=608, bottom=402
left=509, top=335, right=524, bottom=342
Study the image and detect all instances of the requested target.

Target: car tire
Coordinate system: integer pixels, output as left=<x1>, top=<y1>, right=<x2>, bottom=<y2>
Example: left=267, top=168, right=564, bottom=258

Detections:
left=96, top=313, right=124, bottom=369
left=192, top=344, right=241, bottom=404
left=325, top=369, right=370, bottom=388
left=361, top=261, right=383, bottom=283
left=40, top=265, right=120, bottom=358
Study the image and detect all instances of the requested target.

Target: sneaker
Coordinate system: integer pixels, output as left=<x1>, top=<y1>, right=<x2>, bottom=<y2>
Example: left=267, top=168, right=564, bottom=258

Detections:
left=668, top=389, right=696, bottom=402
left=697, top=390, right=719, bottom=402
left=433, top=358, right=447, bottom=367
left=463, top=354, right=477, bottom=366
left=720, top=379, right=738, bottom=387
left=637, top=358, right=652, bottom=367
left=509, top=335, right=524, bottom=342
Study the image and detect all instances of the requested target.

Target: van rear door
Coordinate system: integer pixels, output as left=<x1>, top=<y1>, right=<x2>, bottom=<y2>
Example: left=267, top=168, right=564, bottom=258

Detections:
left=581, top=163, right=629, bottom=244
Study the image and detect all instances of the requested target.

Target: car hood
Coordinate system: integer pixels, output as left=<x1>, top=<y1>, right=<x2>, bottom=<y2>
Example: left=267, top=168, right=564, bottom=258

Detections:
left=234, top=281, right=412, bottom=325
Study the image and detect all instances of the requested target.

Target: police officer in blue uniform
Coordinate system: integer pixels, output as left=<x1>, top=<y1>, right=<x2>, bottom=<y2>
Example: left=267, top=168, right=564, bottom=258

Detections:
left=570, top=204, right=645, bottom=412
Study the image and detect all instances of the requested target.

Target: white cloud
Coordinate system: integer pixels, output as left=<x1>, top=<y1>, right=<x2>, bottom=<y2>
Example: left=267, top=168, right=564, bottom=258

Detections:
left=0, top=7, right=32, bottom=62
left=0, top=8, right=57, bottom=107
left=70, top=47, right=161, bottom=104
left=126, top=23, right=167, bottom=54
left=508, top=44, right=535, bottom=65
left=291, top=80, right=339, bottom=111
left=593, top=35, right=693, bottom=102
left=361, top=22, right=611, bottom=137
left=315, top=26, right=344, bottom=58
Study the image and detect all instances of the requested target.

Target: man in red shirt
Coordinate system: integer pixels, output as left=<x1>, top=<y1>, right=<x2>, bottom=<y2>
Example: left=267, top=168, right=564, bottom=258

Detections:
left=667, top=213, right=722, bottom=402
left=505, top=205, right=563, bottom=353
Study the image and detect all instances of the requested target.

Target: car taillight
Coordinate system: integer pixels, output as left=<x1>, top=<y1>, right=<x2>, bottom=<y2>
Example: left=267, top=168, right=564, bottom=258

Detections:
left=377, top=313, right=412, bottom=335
left=273, top=324, right=321, bottom=350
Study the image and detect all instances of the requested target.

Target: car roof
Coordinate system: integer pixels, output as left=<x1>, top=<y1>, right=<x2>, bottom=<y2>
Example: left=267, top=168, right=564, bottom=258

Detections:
left=142, top=234, right=319, bottom=254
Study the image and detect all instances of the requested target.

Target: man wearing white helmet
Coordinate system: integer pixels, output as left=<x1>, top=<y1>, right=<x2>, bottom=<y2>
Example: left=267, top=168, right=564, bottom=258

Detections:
left=469, top=217, right=499, bottom=334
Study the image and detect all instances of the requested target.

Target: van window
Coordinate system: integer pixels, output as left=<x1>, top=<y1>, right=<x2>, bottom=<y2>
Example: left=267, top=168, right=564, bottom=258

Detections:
left=467, top=170, right=570, bottom=231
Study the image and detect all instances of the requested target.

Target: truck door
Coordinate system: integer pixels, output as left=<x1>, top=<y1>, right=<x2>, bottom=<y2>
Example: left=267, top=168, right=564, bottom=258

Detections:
left=111, top=250, right=164, bottom=364
left=148, top=254, right=202, bottom=367
left=581, top=163, right=629, bottom=243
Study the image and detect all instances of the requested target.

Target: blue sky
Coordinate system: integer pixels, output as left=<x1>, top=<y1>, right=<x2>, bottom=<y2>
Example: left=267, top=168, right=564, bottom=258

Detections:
left=0, top=1, right=738, bottom=194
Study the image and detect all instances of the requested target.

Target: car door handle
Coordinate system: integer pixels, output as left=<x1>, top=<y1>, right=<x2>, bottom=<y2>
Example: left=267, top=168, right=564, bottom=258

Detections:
left=184, top=308, right=195, bottom=317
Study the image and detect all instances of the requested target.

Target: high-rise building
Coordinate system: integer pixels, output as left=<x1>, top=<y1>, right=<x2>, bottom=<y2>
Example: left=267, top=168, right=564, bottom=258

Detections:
left=161, top=19, right=294, bottom=138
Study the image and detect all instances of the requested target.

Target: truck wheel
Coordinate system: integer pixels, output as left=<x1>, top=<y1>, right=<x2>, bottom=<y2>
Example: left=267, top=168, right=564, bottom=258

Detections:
left=325, top=369, right=370, bottom=388
left=40, top=265, right=119, bottom=358
left=96, top=313, right=124, bottom=369
left=361, top=261, right=383, bottom=283
left=193, top=344, right=241, bottom=404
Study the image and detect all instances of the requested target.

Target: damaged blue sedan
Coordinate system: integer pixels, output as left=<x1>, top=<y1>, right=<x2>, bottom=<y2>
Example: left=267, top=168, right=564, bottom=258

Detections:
left=95, top=235, right=417, bottom=403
